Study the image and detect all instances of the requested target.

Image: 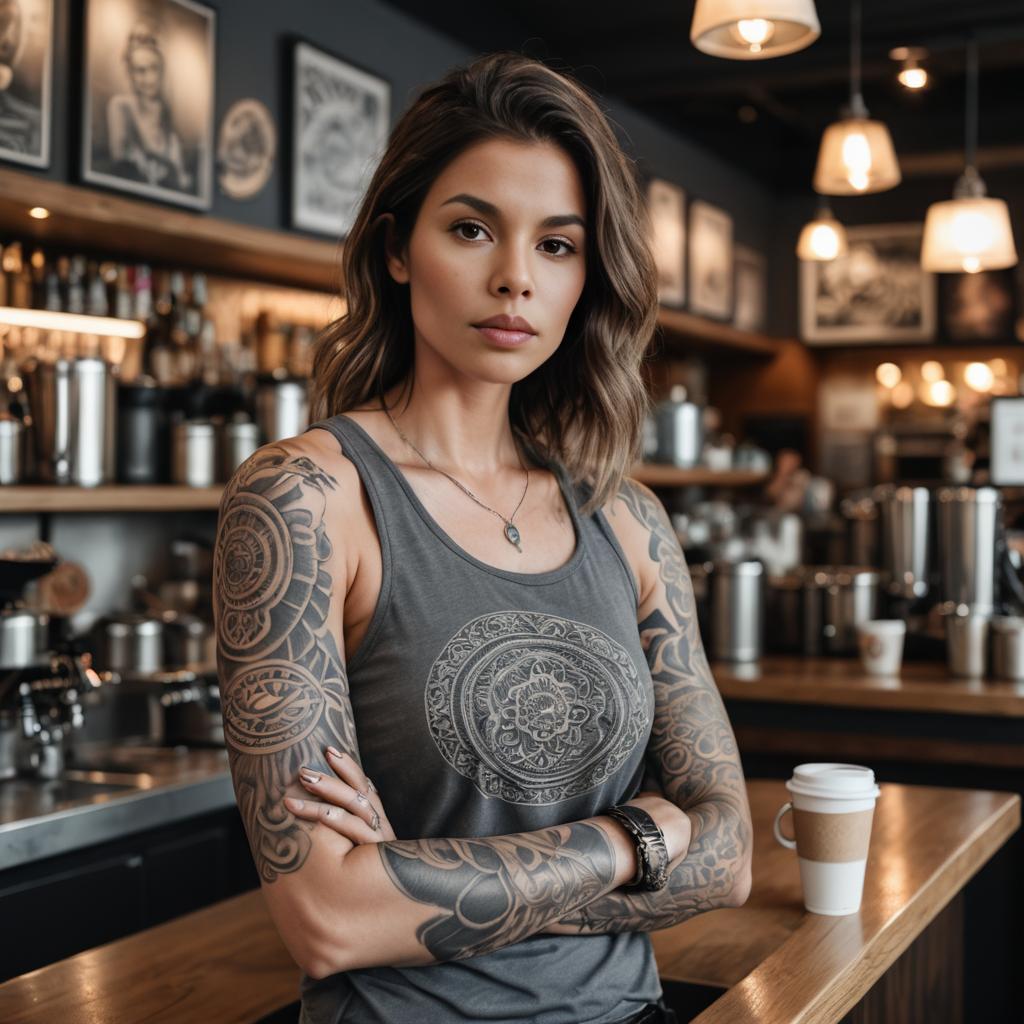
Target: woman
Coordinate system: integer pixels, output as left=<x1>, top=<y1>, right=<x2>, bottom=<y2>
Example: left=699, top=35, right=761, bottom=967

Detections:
left=106, top=20, right=192, bottom=191
left=213, top=52, right=753, bottom=1024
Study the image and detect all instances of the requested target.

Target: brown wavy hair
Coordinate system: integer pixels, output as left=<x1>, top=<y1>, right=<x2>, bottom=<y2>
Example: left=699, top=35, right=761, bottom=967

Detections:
left=309, top=51, right=658, bottom=516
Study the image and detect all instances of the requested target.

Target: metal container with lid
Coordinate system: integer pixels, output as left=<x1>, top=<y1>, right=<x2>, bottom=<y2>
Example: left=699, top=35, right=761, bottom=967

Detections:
left=655, top=385, right=703, bottom=468
left=709, top=559, right=765, bottom=662
left=936, top=486, right=1001, bottom=613
left=172, top=420, right=217, bottom=488
left=802, top=565, right=880, bottom=656
left=875, top=484, right=930, bottom=600
left=91, top=613, right=165, bottom=675
left=990, top=615, right=1024, bottom=681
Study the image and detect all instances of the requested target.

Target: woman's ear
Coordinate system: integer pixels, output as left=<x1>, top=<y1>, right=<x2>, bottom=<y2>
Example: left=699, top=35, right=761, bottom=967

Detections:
left=377, top=212, right=410, bottom=284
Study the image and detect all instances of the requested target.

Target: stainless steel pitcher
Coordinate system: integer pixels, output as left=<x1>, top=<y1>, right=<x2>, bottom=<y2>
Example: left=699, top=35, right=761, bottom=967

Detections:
left=22, top=356, right=116, bottom=486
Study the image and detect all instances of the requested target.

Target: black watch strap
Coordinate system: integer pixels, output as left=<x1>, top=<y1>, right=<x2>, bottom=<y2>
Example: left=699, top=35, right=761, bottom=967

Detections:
left=605, top=804, right=670, bottom=892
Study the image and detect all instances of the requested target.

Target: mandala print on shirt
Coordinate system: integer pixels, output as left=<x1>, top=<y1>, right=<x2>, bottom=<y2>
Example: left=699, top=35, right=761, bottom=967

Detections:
left=425, top=610, right=650, bottom=805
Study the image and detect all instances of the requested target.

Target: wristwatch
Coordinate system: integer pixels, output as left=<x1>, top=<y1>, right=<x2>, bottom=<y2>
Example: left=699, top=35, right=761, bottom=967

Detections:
left=604, top=804, right=670, bottom=892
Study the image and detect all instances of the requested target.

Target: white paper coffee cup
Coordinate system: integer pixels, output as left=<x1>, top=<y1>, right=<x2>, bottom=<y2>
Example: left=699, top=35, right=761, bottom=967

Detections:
left=773, top=763, right=881, bottom=916
left=856, top=619, right=906, bottom=676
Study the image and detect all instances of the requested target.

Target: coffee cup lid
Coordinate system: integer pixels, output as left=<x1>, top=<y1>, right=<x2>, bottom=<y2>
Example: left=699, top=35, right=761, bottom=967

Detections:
left=786, top=762, right=880, bottom=799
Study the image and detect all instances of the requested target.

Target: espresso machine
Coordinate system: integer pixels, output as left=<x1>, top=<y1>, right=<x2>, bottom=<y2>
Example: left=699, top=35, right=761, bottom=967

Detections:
left=0, top=551, right=103, bottom=780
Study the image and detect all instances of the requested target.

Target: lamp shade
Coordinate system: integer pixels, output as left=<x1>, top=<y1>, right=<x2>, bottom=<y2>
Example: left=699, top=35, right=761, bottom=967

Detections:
left=921, top=195, right=1018, bottom=273
left=796, top=212, right=848, bottom=261
left=813, top=117, right=901, bottom=195
left=690, top=0, right=820, bottom=59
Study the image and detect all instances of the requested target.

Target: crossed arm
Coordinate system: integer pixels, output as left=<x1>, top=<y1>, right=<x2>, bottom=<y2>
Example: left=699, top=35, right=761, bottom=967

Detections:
left=546, top=479, right=754, bottom=934
left=213, top=446, right=750, bottom=979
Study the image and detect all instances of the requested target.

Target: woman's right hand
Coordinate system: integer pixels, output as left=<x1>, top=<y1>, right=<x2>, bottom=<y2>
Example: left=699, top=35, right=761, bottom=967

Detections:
left=623, top=793, right=692, bottom=863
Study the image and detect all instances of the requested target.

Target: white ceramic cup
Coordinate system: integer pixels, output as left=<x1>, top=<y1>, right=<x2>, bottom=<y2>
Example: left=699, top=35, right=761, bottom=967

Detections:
left=773, top=763, right=881, bottom=916
left=856, top=619, right=906, bottom=676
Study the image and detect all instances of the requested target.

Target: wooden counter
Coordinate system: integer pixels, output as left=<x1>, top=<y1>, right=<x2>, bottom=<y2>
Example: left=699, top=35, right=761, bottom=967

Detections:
left=713, top=656, right=1024, bottom=718
left=0, top=779, right=1016, bottom=1024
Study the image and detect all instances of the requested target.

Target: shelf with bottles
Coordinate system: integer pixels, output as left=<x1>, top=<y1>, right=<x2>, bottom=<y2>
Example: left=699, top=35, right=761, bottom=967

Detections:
left=0, top=167, right=339, bottom=292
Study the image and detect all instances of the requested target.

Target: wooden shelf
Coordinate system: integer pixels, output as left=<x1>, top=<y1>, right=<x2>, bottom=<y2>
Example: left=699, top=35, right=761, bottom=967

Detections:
left=0, top=485, right=224, bottom=513
left=654, top=306, right=786, bottom=357
left=0, top=168, right=341, bottom=292
left=630, top=463, right=768, bottom=487
left=1, top=466, right=767, bottom=512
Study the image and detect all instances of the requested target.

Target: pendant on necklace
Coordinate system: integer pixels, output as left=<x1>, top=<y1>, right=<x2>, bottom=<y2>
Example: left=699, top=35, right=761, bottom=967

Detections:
left=504, top=522, right=522, bottom=552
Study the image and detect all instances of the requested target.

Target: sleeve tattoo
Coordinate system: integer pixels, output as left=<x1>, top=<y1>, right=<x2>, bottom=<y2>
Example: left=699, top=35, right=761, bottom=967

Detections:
left=214, top=445, right=627, bottom=963
left=556, top=479, right=753, bottom=934
left=213, top=444, right=359, bottom=883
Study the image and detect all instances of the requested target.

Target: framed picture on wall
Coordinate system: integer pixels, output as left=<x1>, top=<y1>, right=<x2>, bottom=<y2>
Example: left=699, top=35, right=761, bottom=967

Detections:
left=646, top=177, right=686, bottom=308
left=800, top=223, right=936, bottom=345
left=291, top=41, right=390, bottom=238
left=81, top=0, right=215, bottom=209
left=688, top=199, right=733, bottom=321
left=734, top=244, right=767, bottom=332
left=0, top=0, right=53, bottom=168
left=941, top=269, right=1016, bottom=344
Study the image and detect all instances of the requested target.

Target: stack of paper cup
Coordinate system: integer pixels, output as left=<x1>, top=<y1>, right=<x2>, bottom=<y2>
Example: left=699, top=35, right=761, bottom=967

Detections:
left=773, top=763, right=881, bottom=916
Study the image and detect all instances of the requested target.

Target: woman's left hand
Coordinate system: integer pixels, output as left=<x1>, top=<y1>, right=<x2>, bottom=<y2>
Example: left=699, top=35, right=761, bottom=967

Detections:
left=285, top=748, right=396, bottom=844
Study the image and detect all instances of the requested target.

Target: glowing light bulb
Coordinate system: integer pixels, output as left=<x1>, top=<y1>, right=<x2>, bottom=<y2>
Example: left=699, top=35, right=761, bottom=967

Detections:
left=891, top=381, right=914, bottom=408
left=809, top=223, right=842, bottom=260
left=898, top=66, right=928, bottom=89
left=921, top=360, right=944, bottom=382
left=731, top=18, right=775, bottom=53
left=964, top=362, right=994, bottom=392
left=927, top=380, right=956, bottom=407
left=876, top=362, right=902, bottom=388
left=842, top=132, right=873, bottom=191
left=28, top=207, right=49, bottom=219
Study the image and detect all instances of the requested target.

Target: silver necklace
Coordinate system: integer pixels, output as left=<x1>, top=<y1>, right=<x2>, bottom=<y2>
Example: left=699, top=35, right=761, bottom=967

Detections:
left=384, top=406, right=529, bottom=552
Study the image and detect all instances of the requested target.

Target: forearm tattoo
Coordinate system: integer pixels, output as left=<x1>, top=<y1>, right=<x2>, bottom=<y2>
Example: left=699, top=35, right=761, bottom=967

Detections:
left=213, top=445, right=359, bottom=882
left=379, top=823, right=616, bottom=961
left=559, top=480, right=752, bottom=933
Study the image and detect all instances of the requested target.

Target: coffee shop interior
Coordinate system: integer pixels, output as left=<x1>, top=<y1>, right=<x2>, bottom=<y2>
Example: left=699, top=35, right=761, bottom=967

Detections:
left=2, top=0, right=1024, bottom=1021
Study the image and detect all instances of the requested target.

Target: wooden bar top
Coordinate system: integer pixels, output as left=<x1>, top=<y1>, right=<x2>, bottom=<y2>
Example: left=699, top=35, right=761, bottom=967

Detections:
left=714, top=655, right=1024, bottom=717
left=0, top=779, right=1017, bottom=1024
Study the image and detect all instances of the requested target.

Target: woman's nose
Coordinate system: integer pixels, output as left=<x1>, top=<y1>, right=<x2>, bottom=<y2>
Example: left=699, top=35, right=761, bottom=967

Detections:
left=491, top=247, right=533, bottom=298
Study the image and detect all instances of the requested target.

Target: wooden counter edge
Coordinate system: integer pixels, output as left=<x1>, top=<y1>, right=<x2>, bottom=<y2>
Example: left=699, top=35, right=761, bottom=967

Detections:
left=689, top=791, right=1021, bottom=1024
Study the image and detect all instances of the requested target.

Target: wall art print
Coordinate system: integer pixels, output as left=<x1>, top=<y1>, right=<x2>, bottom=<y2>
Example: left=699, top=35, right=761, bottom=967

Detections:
left=0, top=0, right=53, bottom=168
left=81, top=0, right=215, bottom=209
left=647, top=177, right=686, bottom=308
left=291, top=41, right=390, bottom=238
left=688, top=199, right=733, bottom=321
left=800, top=222, right=936, bottom=345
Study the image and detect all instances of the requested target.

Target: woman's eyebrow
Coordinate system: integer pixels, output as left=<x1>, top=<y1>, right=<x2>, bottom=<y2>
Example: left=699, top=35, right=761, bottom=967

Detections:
left=440, top=193, right=585, bottom=230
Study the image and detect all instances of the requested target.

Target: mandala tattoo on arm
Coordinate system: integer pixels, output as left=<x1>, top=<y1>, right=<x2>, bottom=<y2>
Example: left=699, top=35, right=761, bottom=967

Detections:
left=213, top=444, right=359, bottom=883
left=379, top=822, right=616, bottom=961
left=556, top=479, right=753, bottom=934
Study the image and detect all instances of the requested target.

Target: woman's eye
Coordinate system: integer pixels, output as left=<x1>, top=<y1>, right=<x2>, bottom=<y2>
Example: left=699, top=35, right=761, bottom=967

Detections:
left=540, top=238, right=577, bottom=256
left=453, top=222, right=486, bottom=241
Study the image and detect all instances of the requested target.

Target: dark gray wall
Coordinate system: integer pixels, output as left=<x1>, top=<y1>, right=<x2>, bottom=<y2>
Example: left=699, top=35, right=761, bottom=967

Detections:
left=19, top=1, right=776, bottom=313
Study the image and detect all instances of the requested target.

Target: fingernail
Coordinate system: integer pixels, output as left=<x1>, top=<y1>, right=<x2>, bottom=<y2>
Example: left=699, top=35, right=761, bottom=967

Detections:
left=326, top=746, right=344, bottom=760
left=299, top=769, right=320, bottom=785
left=285, top=796, right=304, bottom=810
left=371, top=811, right=381, bottom=831
left=366, top=778, right=377, bottom=794
left=355, top=791, right=368, bottom=805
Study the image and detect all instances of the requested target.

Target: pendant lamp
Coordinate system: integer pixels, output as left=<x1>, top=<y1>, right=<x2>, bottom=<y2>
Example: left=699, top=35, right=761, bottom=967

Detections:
left=796, top=204, right=848, bottom=261
left=813, top=0, right=901, bottom=195
left=690, top=0, right=820, bottom=59
left=921, top=38, right=1017, bottom=273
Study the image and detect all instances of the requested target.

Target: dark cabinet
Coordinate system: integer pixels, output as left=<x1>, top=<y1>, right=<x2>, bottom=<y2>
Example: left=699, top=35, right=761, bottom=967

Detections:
left=0, top=806, right=259, bottom=982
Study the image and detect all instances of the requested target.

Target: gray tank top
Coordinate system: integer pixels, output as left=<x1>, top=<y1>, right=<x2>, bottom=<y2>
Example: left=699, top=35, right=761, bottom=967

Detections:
left=298, top=412, right=661, bottom=1024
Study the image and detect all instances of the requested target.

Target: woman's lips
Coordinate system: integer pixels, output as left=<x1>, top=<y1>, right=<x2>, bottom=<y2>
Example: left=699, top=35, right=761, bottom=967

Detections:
left=474, top=326, right=535, bottom=347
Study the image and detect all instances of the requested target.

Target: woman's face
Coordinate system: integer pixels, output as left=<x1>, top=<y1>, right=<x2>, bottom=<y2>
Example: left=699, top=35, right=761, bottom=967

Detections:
left=127, top=46, right=163, bottom=99
left=387, top=137, right=588, bottom=387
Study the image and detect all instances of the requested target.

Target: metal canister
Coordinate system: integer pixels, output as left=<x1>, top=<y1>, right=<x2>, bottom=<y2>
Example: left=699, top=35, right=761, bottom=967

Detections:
left=161, top=610, right=211, bottom=668
left=765, top=572, right=803, bottom=653
left=92, top=613, right=164, bottom=675
left=936, top=486, right=1000, bottom=613
left=220, top=420, right=260, bottom=480
left=172, top=420, right=217, bottom=487
left=655, top=386, right=703, bottom=468
left=0, top=416, right=22, bottom=484
left=990, top=616, right=1024, bottom=681
left=875, top=484, right=930, bottom=600
left=256, top=378, right=309, bottom=443
left=709, top=560, right=764, bottom=662
left=802, top=565, right=880, bottom=656
left=22, top=356, right=116, bottom=486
